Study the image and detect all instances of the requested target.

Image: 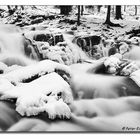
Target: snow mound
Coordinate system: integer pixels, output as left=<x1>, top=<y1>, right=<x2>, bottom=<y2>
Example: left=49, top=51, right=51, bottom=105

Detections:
left=0, top=60, right=73, bottom=119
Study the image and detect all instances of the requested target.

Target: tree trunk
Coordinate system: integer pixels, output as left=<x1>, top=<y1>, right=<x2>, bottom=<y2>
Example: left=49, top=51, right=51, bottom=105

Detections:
left=112, top=5, right=115, bottom=16
left=112, top=6, right=114, bottom=13
left=124, top=6, right=126, bottom=12
left=77, top=5, right=81, bottom=25
left=15, top=6, right=17, bottom=10
left=105, top=5, right=111, bottom=23
left=104, top=5, right=122, bottom=27
left=135, top=5, right=137, bottom=15
left=7, top=5, right=15, bottom=15
left=115, top=5, right=123, bottom=20
left=7, top=5, right=11, bottom=10
left=81, top=5, right=84, bottom=15
left=60, top=6, right=72, bottom=15
left=97, top=5, right=102, bottom=13
left=21, top=6, right=24, bottom=10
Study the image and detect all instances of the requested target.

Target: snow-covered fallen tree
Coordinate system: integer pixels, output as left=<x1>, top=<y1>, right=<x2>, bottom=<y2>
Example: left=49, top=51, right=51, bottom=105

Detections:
left=1, top=59, right=71, bottom=85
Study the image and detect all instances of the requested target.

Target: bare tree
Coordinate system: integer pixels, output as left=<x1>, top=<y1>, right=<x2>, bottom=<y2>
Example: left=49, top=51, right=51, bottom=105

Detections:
left=112, top=5, right=114, bottom=13
left=124, top=6, right=126, bottom=12
left=77, top=5, right=81, bottom=25
left=104, top=5, right=111, bottom=24
left=115, top=5, right=123, bottom=20
left=7, top=5, right=17, bottom=15
left=97, top=5, right=102, bottom=13
left=135, top=5, right=137, bottom=15
left=81, top=5, right=84, bottom=15
left=20, top=6, right=24, bottom=10
left=104, top=5, right=122, bottom=27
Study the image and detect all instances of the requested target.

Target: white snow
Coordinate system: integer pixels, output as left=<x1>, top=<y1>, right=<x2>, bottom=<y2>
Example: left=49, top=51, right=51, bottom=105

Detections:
left=1, top=59, right=71, bottom=85
left=0, top=72, right=73, bottom=119
left=0, top=59, right=73, bottom=119
left=4, top=65, right=23, bottom=73
left=0, top=62, right=8, bottom=72
left=130, top=69, right=140, bottom=87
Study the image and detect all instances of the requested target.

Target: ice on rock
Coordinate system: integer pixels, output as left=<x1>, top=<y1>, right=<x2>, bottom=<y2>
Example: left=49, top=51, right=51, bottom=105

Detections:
left=0, top=60, right=73, bottom=119
left=104, top=57, right=121, bottom=68
left=44, top=98, right=71, bottom=119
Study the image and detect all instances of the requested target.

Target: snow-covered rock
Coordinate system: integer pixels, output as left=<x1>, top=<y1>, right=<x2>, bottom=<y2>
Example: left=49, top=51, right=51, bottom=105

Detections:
left=104, top=56, right=121, bottom=68
left=0, top=72, right=73, bottom=119
left=0, top=62, right=8, bottom=73
left=0, top=60, right=73, bottom=119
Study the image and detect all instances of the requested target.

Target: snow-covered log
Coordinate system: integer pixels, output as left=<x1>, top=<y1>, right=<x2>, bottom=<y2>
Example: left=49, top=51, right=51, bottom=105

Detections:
left=1, top=59, right=71, bottom=85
